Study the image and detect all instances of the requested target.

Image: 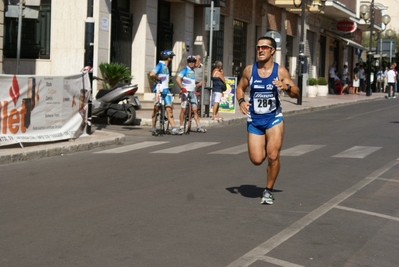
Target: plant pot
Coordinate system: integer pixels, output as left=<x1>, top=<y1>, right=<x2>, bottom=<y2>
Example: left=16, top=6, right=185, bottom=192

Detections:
left=307, top=85, right=317, bottom=97
left=317, top=85, right=328, bottom=96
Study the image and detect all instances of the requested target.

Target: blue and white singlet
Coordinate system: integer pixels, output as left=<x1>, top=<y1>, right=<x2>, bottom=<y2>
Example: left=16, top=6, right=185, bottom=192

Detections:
left=248, top=62, right=282, bottom=123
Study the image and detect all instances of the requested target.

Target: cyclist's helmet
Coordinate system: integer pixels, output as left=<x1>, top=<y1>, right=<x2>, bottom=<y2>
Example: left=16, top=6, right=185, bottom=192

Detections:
left=160, top=50, right=175, bottom=60
left=187, top=55, right=197, bottom=63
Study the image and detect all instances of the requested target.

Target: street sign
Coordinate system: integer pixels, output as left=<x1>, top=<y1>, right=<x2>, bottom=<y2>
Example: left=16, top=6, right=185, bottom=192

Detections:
left=205, top=7, right=220, bottom=31
left=264, top=31, right=282, bottom=48
left=5, top=5, right=19, bottom=18
left=24, top=7, right=39, bottom=19
left=25, top=0, right=41, bottom=6
left=377, top=39, right=396, bottom=58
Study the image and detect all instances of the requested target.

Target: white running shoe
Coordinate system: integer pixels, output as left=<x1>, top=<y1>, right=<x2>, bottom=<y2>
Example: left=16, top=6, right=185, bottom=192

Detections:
left=261, top=189, right=274, bottom=205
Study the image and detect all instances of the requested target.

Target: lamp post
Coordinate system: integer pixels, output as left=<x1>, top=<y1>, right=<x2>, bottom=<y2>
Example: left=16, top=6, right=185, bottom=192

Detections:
left=296, top=0, right=326, bottom=105
left=386, top=29, right=394, bottom=63
left=360, top=1, right=375, bottom=96
left=360, top=2, right=391, bottom=96
left=297, top=0, right=306, bottom=105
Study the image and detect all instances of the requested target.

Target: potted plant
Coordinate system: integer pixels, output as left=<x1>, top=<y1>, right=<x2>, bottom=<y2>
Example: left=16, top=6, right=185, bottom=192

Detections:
left=307, top=77, right=318, bottom=97
left=317, top=77, right=328, bottom=96
left=99, top=62, right=132, bottom=89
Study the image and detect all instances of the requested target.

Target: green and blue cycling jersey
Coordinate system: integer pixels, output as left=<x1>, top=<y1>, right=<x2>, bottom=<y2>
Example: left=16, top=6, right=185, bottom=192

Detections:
left=152, top=61, right=172, bottom=105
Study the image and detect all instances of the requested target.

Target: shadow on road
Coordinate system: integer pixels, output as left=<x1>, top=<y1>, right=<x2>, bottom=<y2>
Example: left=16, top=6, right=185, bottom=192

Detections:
left=226, top=185, right=283, bottom=198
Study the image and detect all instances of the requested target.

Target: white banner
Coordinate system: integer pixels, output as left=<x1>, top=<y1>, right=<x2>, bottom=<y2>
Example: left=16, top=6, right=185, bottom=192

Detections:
left=0, top=73, right=91, bottom=147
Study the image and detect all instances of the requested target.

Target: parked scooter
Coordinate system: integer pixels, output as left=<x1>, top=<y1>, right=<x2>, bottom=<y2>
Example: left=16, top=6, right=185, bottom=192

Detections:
left=91, top=76, right=142, bottom=125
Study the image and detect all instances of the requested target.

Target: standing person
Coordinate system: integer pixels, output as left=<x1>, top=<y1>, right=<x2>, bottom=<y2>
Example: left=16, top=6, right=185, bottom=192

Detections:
left=235, top=36, right=299, bottom=205
left=176, top=55, right=206, bottom=133
left=383, top=66, right=389, bottom=93
left=329, top=62, right=336, bottom=94
left=149, top=50, right=181, bottom=135
left=376, top=66, right=384, bottom=92
left=352, top=72, right=360, bottom=95
left=194, top=55, right=205, bottom=116
left=385, top=63, right=396, bottom=99
left=394, top=63, right=398, bottom=94
left=211, top=60, right=225, bottom=121
left=359, top=65, right=365, bottom=92
left=194, top=55, right=205, bottom=92
left=342, top=64, right=349, bottom=87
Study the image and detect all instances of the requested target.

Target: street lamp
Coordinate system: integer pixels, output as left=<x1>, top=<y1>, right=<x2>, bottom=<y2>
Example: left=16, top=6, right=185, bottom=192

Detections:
left=296, top=0, right=326, bottom=105
left=386, top=29, right=394, bottom=63
left=360, top=1, right=390, bottom=96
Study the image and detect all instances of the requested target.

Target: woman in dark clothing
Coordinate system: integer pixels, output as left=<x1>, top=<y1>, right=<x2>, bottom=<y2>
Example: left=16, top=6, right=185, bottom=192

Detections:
left=211, top=60, right=225, bottom=121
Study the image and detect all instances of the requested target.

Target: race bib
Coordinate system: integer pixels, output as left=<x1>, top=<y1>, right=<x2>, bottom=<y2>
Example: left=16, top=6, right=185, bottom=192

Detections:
left=253, top=92, right=276, bottom=114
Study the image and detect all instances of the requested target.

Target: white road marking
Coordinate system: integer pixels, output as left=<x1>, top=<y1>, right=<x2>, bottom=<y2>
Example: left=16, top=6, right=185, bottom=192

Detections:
left=226, top=159, right=399, bottom=267
left=94, top=141, right=168, bottom=154
left=376, top=177, right=399, bottom=183
left=280, top=145, right=325, bottom=156
left=151, top=142, right=220, bottom=154
left=257, top=256, right=305, bottom=267
left=332, top=146, right=381, bottom=158
left=335, top=205, right=399, bottom=222
left=209, top=144, right=247, bottom=155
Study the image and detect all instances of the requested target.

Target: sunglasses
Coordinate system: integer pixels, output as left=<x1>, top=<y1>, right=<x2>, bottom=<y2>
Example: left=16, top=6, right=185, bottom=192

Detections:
left=256, top=44, right=274, bottom=51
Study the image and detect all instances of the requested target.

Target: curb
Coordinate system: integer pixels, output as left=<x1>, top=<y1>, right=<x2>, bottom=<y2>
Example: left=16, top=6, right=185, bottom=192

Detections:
left=0, top=131, right=125, bottom=165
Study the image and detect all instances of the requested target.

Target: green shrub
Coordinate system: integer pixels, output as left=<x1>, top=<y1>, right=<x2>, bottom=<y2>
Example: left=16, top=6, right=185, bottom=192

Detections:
left=99, top=62, right=132, bottom=89
left=308, top=78, right=318, bottom=86
left=317, top=77, right=328, bottom=85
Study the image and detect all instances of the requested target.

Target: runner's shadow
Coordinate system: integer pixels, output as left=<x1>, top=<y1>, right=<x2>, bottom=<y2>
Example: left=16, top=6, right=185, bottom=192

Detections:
left=226, top=185, right=282, bottom=198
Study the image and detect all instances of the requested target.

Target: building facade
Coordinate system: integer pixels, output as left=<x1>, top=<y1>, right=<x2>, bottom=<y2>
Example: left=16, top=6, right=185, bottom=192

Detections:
left=0, top=0, right=393, bottom=100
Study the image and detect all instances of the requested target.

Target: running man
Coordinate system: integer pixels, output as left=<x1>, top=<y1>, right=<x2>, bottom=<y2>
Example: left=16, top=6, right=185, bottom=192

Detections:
left=235, top=36, right=299, bottom=205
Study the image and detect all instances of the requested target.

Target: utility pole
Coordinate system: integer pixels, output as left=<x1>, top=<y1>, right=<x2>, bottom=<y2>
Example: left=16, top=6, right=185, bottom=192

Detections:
left=366, top=0, right=375, bottom=96
left=297, top=0, right=306, bottom=105
left=85, top=0, right=94, bottom=134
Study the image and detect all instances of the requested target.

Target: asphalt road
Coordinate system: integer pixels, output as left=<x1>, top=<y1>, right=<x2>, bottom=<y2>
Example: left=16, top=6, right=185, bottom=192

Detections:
left=1, top=99, right=399, bottom=267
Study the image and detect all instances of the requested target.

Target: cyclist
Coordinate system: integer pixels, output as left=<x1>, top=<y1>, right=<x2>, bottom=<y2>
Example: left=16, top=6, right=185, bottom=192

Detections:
left=149, top=50, right=181, bottom=135
left=176, top=55, right=206, bottom=133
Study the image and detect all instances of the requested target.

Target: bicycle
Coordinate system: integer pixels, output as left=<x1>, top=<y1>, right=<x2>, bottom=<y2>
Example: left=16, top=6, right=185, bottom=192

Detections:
left=152, top=86, right=171, bottom=136
left=181, top=89, right=205, bottom=134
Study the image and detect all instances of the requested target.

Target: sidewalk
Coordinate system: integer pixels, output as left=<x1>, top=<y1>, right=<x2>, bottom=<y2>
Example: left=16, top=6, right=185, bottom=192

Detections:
left=0, top=92, right=386, bottom=164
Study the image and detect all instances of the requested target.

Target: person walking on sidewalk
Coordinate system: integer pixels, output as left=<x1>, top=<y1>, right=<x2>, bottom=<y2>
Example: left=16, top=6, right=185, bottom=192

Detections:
left=385, top=63, right=396, bottom=99
left=211, top=60, right=225, bottom=121
left=235, top=36, right=299, bottom=205
left=176, top=55, right=206, bottom=133
left=149, top=50, right=181, bottom=135
left=329, top=62, right=337, bottom=94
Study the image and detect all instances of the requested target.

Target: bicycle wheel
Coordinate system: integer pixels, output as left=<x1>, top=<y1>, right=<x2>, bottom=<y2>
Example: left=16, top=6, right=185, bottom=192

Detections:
left=183, top=103, right=192, bottom=134
left=153, top=108, right=161, bottom=136
left=160, top=104, right=166, bottom=134
left=153, top=104, right=164, bottom=136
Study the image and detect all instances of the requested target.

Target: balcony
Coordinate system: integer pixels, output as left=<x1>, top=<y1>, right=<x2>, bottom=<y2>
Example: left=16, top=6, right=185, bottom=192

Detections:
left=269, top=0, right=356, bottom=20
left=174, top=0, right=226, bottom=7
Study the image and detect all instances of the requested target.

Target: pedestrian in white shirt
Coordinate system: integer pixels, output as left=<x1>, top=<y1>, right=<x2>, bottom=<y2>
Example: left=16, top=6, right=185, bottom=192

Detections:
left=385, top=64, right=396, bottom=99
left=383, top=66, right=389, bottom=93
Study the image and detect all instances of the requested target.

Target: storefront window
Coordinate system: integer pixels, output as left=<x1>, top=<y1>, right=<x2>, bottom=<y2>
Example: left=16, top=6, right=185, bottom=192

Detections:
left=4, top=0, right=51, bottom=59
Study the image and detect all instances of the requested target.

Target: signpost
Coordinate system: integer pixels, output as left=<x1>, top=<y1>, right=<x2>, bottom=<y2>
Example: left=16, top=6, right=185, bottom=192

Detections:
left=204, top=1, right=220, bottom=117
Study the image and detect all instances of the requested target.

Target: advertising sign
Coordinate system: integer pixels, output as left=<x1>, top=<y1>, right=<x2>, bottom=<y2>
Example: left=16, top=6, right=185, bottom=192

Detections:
left=0, top=73, right=90, bottom=146
left=336, top=20, right=357, bottom=34
left=210, top=76, right=236, bottom=113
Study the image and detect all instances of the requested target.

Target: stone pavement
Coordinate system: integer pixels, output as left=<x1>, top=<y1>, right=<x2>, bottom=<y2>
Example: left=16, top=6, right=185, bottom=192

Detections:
left=0, top=92, right=386, bottom=164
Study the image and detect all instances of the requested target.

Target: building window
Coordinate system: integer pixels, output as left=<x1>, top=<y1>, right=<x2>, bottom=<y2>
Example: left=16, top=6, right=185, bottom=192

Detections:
left=285, top=35, right=294, bottom=71
left=211, top=16, right=225, bottom=63
left=233, top=20, right=247, bottom=80
left=3, top=0, right=51, bottom=59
